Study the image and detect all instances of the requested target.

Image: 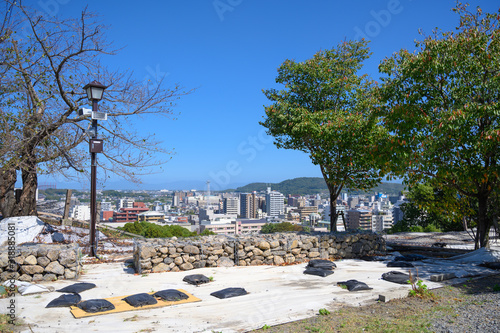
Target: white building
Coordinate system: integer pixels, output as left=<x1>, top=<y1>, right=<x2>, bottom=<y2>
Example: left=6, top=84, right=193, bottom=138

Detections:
left=71, top=205, right=90, bottom=221
left=224, top=197, right=239, bottom=215
left=265, top=187, right=284, bottom=217
left=118, top=198, right=134, bottom=209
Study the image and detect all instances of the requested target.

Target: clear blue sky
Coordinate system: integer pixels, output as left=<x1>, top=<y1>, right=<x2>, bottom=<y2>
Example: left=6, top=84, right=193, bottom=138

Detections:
left=31, top=0, right=497, bottom=191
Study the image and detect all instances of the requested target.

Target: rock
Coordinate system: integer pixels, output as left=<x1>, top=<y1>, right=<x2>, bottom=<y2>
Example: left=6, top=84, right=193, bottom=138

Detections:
left=32, top=274, right=43, bottom=281
left=21, top=265, right=44, bottom=275
left=270, top=241, right=280, bottom=248
left=52, top=232, right=65, bottom=243
left=1, top=271, right=20, bottom=280
left=301, top=242, right=313, bottom=250
left=24, top=255, right=38, bottom=265
left=43, top=274, right=57, bottom=281
left=140, top=246, right=156, bottom=260
left=308, top=251, right=320, bottom=258
left=46, top=249, right=59, bottom=261
left=163, top=257, right=174, bottom=265
left=36, top=256, right=50, bottom=267
left=183, top=245, right=200, bottom=254
left=58, top=250, right=77, bottom=267
left=285, top=255, right=295, bottom=264
left=168, top=247, right=177, bottom=254
left=152, top=263, right=170, bottom=273
left=212, top=249, right=224, bottom=255
left=291, top=248, right=301, bottom=255
left=193, top=260, right=206, bottom=269
left=0, top=254, right=9, bottom=268
left=250, top=259, right=263, bottom=265
left=45, top=261, right=65, bottom=275
left=151, top=258, right=163, bottom=264
left=141, top=260, right=152, bottom=270
left=37, top=247, right=48, bottom=257
left=64, top=268, right=77, bottom=279
left=159, top=247, right=169, bottom=254
left=290, top=239, right=299, bottom=248
left=13, top=256, right=25, bottom=265
left=252, top=248, right=263, bottom=256
left=180, top=262, right=194, bottom=270
left=174, top=257, right=183, bottom=265
left=274, top=256, right=284, bottom=265
left=18, top=274, right=32, bottom=282
left=171, top=266, right=180, bottom=272
left=217, top=256, right=234, bottom=267
left=258, top=241, right=270, bottom=250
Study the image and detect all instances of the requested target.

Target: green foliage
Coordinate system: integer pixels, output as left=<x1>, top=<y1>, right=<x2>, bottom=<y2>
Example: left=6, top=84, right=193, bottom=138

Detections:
left=389, top=183, right=461, bottom=233
left=376, top=4, right=500, bottom=248
left=199, top=229, right=216, bottom=236
left=262, top=324, right=270, bottom=330
left=318, top=308, right=330, bottom=316
left=119, top=221, right=196, bottom=238
left=260, top=222, right=302, bottom=234
left=408, top=270, right=435, bottom=299
left=493, top=284, right=500, bottom=292
left=261, top=39, right=387, bottom=230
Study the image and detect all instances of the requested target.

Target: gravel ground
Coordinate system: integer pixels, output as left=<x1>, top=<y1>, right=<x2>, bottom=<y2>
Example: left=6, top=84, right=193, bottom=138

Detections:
left=251, top=273, right=500, bottom=333
left=430, top=274, right=500, bottom=333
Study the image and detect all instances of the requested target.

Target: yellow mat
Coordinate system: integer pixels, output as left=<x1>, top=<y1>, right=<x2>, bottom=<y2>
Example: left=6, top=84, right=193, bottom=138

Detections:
left=70, top=289, right=201, bottom=318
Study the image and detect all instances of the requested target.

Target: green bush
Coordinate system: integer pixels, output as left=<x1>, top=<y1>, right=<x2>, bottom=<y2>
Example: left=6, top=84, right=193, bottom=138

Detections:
left=119, top=221, right=197, bottom=238
left=260, top=222, right=302, bottom=234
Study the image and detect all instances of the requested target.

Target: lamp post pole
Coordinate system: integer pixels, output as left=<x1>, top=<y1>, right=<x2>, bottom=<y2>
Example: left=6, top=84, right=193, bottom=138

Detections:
left=83, top=80, right=107, bottom=258
left=89, top=100, right=98, bottom=257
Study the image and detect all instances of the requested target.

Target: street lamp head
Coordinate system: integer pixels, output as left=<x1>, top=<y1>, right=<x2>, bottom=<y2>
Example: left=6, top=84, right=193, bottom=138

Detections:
left=83, top=80, right=107, bottom=101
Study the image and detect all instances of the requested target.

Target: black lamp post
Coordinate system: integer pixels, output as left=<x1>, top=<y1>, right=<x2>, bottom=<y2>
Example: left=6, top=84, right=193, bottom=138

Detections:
left=83, top=80, right=106, bottom=257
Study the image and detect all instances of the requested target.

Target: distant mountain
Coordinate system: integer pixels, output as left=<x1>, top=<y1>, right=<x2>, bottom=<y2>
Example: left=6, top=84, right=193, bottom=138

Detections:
left=232, top=177, right=406, bottom=196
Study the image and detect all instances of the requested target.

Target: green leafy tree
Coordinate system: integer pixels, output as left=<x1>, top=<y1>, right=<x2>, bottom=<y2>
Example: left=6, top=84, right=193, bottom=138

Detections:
left=391, top=183, right=463, bottom=233
left=377, top=4, right=500, bottom=248
left=0, top=2, right=190, bottom=217
left=260, top=222, right=302, bottom=234
left=261, top=40, right=386, bottom=232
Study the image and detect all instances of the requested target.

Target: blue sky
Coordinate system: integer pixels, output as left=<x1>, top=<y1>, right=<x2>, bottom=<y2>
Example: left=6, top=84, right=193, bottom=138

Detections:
left=30, top=0, right=498, bottom=191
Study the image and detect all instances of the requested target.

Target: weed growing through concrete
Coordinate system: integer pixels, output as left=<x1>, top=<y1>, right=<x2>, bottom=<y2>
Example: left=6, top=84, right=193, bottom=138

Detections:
left=408, top=269, right=435, bottom=299
left=318, top=308, right=330, bottom=316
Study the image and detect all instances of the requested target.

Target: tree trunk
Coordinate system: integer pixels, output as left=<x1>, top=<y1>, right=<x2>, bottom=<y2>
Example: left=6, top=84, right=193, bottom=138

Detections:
left=0, top=168, right=18, bottom=217
left=330, top=190, right=338, bottom=233
left=475, top=193, right=490, bottom=249
left=17, top=164, right=38, bottom=217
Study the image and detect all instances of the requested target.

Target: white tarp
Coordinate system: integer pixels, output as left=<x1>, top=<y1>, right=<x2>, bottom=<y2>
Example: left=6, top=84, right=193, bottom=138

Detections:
left=0, top=216, right=46, bottom=246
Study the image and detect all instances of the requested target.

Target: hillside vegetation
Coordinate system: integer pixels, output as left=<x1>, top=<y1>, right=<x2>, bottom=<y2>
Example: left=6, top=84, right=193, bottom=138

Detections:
left=233, top=177, right=405, bottom=196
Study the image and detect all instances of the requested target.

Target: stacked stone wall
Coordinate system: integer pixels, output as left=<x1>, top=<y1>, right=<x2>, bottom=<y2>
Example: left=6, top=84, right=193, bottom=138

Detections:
left=0, top=244, right=82, bottom=282
left=134, top=232, right=386, bottom=274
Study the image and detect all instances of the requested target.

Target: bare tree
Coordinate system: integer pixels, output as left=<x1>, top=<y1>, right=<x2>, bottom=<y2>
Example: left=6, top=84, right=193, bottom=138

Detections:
left=0, top=1, right=192, bottom=217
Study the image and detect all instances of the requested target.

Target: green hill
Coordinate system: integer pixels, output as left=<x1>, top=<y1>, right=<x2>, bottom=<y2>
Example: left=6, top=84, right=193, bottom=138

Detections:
left=233, top=177, right=405, bottom=196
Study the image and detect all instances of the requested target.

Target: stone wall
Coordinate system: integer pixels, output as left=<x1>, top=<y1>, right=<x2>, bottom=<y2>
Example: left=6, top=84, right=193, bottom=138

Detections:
left=134, top=232, right=385, bottom=274
left=0, top=244, right=82, bottom=282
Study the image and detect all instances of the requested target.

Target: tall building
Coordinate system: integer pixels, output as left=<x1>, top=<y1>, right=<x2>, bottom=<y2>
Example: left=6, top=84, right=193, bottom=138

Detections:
left=71, top=205, right=90, bottom=221
left=223, top=197, right=239, bottom=215
left=118, top=198, right=134, bottom=209
left=265, top=187, right=284, bottom=217
left=346, top=209, right=372, bottom=231
left=240, top=193, right=258, bottom=218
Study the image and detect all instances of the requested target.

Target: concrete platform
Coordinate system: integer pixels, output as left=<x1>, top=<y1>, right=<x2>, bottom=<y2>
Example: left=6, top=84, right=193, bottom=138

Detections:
left=1, top=259, right=449, bottom=333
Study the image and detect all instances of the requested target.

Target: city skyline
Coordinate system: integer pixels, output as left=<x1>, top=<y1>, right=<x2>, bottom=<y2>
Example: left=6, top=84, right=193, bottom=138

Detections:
left=26, top=0, right=497, bottom=191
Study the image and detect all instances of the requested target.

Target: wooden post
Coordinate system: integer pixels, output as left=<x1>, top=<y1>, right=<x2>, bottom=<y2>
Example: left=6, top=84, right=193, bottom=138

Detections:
left=63, top=189, right=72, bottom=219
